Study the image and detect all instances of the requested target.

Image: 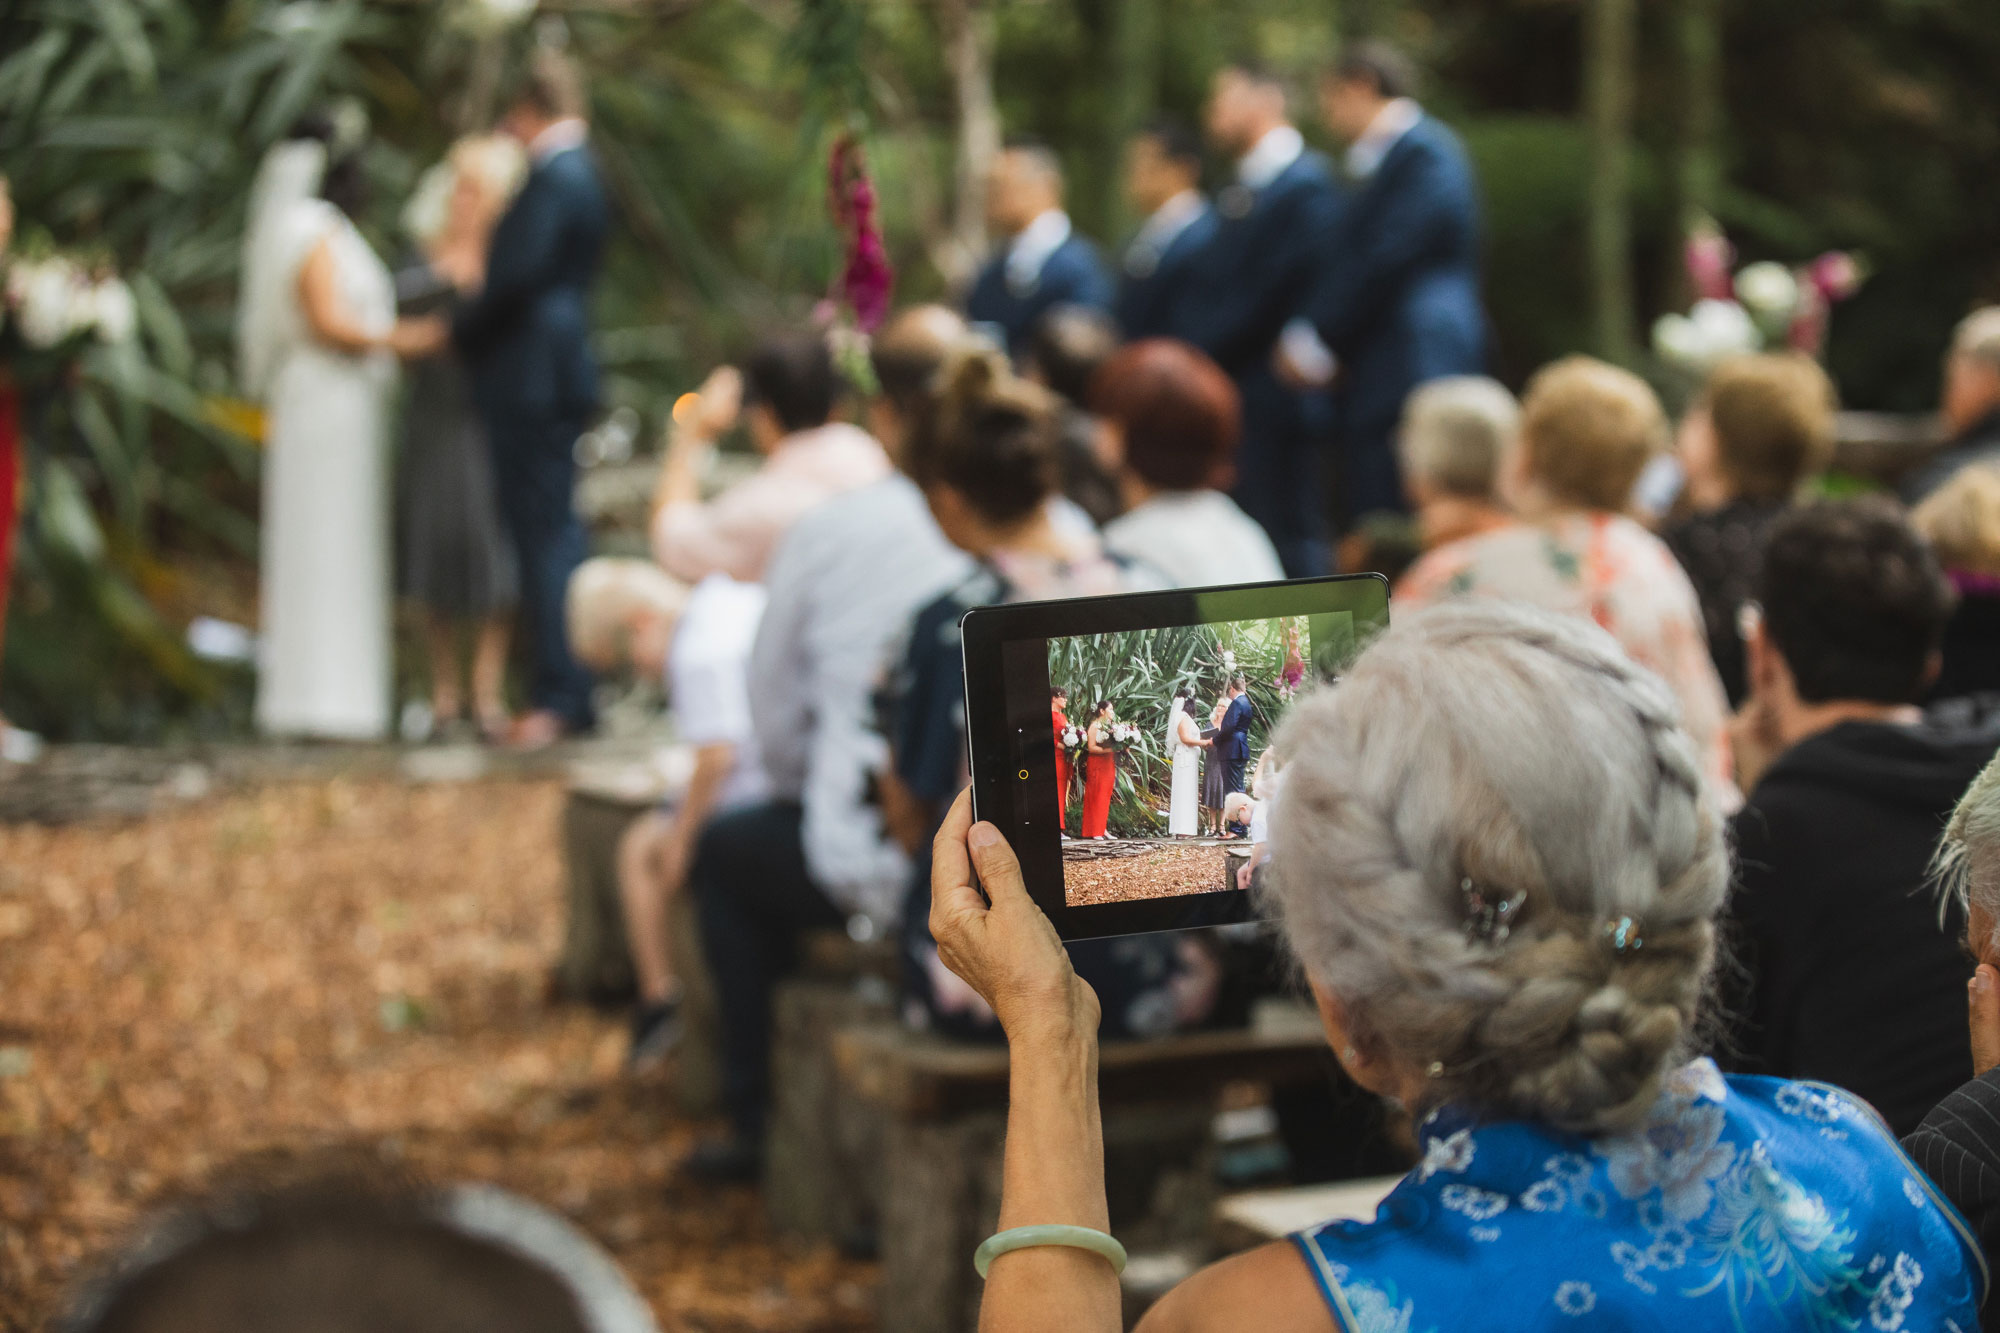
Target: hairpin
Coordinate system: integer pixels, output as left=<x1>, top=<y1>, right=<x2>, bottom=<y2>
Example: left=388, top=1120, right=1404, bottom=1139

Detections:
left=1460, top=877, right=1526, bottom=946
left=1602, top=916, right=1645, bottom=955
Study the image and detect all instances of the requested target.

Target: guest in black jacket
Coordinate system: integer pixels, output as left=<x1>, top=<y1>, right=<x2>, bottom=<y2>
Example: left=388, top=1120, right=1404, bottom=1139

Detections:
left=1722, top=498, right=1997, bottom=1136
left=1663, top=352, right=1837, bottom=706
left=1114, top=119, right=1218, bottom=342
left=1908, top=746, right=2000, bottom=1332
left=964, top=142, right=1113, bottom=358
left=1914, top=462, right=2000, bottom=702
left=1902, top=306, right=2000, bottom=505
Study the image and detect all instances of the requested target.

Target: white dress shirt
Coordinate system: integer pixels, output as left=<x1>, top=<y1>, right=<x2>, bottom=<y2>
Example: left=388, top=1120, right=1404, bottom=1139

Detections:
left=1125, top=189, right=1207, bottom=277
left=528, top=117, right=589, bottom=165
left=748, top=474, right=973, bottom=930
left=1344, top=97, right=1423, bottom=179
left=667, top=574, right=771, bottom=813
left=1236, top=124, right=1306, bottom=190
left=1005, top=209, right=1074, bottom=294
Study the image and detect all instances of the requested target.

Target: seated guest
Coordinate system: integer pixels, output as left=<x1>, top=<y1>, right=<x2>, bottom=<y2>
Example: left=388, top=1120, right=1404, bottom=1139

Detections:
left=566, top=558, right=768, bottom=1071
left=650, top=331, right=887, bottom=584
left=964, top=141, right=1113, bottom=358
left=1022, top=303, right=1124, bottom=527
left=61, top=1175, right=657, bottom=1333
left=683, top=307, right=974, bottom=1180
left=1723, top=498, right=1996, bottom=1135
left=1902, top=305, right=2000, bottom=504
left=1914, top=463, right=2000, bottom=701
left=1095, top=339, right=1284, bottom=588
left=1397, top=356, right=1732, bottom=788
left=1910, top=748, right=2000, bottom=1330
left=927, top=602, right=1980, bottom=1331
left=1395, top=374, right=1517, bottom=552
left=888, top=345, right=1214, bottom=1044
left=1663, top=352, right=1836, bottom=706
left=1114, top=118, right=1217, bottom=342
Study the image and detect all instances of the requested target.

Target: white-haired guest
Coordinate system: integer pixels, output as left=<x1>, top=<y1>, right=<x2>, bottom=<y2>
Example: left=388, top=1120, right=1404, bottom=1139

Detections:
left=1903, top=306, right=2000, bottom=504
left=926, top=601, right=1981, bottom=1332
left=1912, top=749, right=2000, bottom=1331
left=392, top=133, right=529, bottom=740
left=565, top=558, right=769, bottom=1071
left=1396, top=374, right=1517, bottom=552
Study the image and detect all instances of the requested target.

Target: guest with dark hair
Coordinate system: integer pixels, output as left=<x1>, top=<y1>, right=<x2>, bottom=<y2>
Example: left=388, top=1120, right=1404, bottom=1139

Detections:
left=965, top=141, right=1114, bottom=357
left=1723, top=497, right=1998, bottom=1135
left=1194, top=61, right=1344, bottom=577
left=1094, top=339, right=1283, bottom=587
left=1913, top=463, right=2000, bottom=701
left=1663, top=352, right=1837, bottom=706
left=1277, top=39, right=1486, bottom=530
left=650, top=330, right=887, bottom=584
left=1022, top=302, right=1124, bottom=526
left=683, top=306, right=971, bottom=1182
left=1115, top=118, right=1217, bottom=341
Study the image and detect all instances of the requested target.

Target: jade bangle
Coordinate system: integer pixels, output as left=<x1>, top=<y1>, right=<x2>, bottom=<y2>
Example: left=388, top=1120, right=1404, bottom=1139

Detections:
left=974, top=1224, right=1129, bottom=1279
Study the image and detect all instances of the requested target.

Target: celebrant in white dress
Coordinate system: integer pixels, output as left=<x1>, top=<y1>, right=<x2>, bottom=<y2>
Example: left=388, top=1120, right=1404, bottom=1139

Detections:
left=1166, top=691, right=1209, bottom=836
left=240, top=125, right=442, bottom=738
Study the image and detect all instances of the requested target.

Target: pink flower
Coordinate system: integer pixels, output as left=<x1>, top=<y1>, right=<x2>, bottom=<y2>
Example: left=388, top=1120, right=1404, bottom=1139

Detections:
left=827, top=135, right=894, bottom=333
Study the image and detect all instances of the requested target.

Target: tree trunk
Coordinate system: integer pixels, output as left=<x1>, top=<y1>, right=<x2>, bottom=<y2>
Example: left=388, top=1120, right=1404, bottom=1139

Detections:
left=1669, top=0, right=1724, bottom=305
left=937, top=0, right=999, bottom=294
left=1582, top=0, right=1638, bottom=365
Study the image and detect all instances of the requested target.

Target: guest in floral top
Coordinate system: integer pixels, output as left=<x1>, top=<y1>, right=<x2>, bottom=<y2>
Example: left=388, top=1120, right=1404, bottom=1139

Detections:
left=885, top=345, right=1211, bottom=1045
left=923, top=603, right=1982, bottom=1333
left=1662, top=353, right=1836, bottom=706
left=1397, top=356, right=1733, bottom=791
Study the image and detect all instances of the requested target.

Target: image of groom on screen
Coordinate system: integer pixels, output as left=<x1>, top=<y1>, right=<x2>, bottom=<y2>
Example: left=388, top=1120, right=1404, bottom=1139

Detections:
left=453, top=50, right=608, bottom=746
left=1216, top=673, right=1254, bottom=795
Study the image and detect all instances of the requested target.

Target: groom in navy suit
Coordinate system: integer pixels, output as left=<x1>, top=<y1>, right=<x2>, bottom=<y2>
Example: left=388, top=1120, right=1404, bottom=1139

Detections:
left=1279, top=43, right=1486, bottom=529
left=965, top=142, right=1114, bottom=358
left=1216, top=674, right=1255, bottom=796
left=455, top=53, right=609, bottom=744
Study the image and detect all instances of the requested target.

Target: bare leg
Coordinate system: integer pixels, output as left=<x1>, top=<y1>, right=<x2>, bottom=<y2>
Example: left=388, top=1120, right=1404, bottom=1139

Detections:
left=471, top=613, right=512, bottom=736
left=424, top=615, right=462, bottom=723
left=617, top=812, right=682, bottom=1006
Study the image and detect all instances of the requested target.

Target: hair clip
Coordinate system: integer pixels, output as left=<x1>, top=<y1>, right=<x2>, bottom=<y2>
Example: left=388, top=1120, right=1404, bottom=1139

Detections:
left=1603, top=916, right=1645, bottom=955
left=1460, top=877, right=1526, bottom=946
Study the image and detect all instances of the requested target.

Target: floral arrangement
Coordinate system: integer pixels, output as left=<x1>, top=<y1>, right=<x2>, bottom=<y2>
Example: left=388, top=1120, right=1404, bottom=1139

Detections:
left=1059, top=724, right=1085, bottom=757
left=3, top=247, right=136, bottom=355
left=1651, top=218, right=1865, bottom=374
left=818, top=133, right=893, bottom=397
left=1105, top=721, right=1142, bottom=751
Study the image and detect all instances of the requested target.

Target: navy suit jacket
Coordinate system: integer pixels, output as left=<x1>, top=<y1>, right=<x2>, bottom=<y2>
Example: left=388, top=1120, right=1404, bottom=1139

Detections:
left=1216, top=693, right=1254, bottom=762
left=965, top=233, right=1114, bottom=357
left=1113, top=203, right=1220, bottom=341
left=454, top=145, right=610, bottom=432
left=1301, top=115, right=1484, bottom=452
left=1185, top=154, right=1344, bottom=380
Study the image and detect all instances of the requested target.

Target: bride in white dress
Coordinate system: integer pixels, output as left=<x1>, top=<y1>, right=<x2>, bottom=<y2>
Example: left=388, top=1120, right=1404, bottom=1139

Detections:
left=1166, top=691, right=1209, bottom=837
left=240, top=130, right=440, bottom=738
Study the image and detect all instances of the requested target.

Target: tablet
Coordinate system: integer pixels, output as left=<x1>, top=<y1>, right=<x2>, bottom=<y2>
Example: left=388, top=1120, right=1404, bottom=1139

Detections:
left=961, top=574, right=1389, bottom=940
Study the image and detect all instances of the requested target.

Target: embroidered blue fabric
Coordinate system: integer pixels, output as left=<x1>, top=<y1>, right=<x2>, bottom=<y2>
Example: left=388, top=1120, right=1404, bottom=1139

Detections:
left=1293, top=1060, right=1987, bottom=1331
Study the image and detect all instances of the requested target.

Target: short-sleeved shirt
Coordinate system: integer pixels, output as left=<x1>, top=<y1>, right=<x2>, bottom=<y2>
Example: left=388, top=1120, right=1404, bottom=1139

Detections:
left=668, top=574, right=771, bottom=813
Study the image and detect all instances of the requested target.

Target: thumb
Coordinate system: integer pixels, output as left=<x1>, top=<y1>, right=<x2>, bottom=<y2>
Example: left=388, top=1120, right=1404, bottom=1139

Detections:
left=1971, top=964, right=2000, bottom=1077
left=967, top=822, right=1030, bottom=907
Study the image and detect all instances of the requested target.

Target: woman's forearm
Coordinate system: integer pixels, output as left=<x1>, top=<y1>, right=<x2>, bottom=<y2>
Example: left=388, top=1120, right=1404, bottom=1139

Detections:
left=981, top=1022, right=1121, bottom=1333
left=297, top=240, right=379, bottom=356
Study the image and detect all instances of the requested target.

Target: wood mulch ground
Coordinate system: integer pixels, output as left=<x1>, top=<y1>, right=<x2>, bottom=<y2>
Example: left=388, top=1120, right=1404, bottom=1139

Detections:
left=1063, top=841, right=1236, bottom=907
left=0, top=777, right=876, bottom=1331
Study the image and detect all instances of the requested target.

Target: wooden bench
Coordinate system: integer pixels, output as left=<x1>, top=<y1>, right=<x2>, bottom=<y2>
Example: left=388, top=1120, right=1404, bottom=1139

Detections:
left=824, top=1000, right=1335, bottom=1333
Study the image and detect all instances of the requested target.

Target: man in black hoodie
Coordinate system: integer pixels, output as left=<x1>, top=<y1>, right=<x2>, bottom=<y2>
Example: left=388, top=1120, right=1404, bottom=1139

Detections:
left=1723, top=497, right=1999, bottom=1135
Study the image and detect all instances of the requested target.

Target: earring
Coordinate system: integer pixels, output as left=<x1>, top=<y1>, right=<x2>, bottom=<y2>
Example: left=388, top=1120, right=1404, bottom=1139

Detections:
left=1341, top=1045, right=1359, bottom=1065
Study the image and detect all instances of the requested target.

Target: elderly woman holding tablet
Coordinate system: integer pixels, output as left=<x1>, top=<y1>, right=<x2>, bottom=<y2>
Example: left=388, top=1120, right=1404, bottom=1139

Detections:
left=930, top=602, right=1982, bottom=1332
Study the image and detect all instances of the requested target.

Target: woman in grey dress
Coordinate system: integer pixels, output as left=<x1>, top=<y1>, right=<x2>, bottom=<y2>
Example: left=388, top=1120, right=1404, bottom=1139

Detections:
left=394, top=136, right=525, bottom=739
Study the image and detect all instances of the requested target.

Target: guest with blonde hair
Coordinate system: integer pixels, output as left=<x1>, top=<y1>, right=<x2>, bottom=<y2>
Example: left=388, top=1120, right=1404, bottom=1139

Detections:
left=1914, top=462, right=2000, bottom=700
left=393, top=133, right=529, bottom=740
left=1398, top=356, right=1732, bottom=788
left=926, top=601, right=1979, bottom=1330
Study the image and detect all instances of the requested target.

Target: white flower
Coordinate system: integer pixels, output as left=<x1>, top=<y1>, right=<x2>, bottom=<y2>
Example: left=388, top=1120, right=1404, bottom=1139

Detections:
left=1339, top=1278, right=1416, bottom=1333
left=1522, top=1178, right=1566, bottom=1212
left=1868, top=1252, right=1923, bottom=1330
left=1651, top=313, right=1705, bottom=368
left=1595, top=1090, right=1737, bottom=1224
left=1902, top=1177, right=1925, bottom=1209
left=7, top=255, right=91, bottom=349
left=1469, top=1224, right=1501, bottom=1243
left=88, top=277, right=136, bottom=343
left=1735, top=260, right=1800, bottom=318
left=1689, top=298, right=1762, bottom=359
left=1439, top=1184, right=1507, bottom=1222
left=1416, top=1127, right=1474, bottom=1181
left=1774, top=1082, right=1846, bottom=1124
left=1554, top=1281, right=1597, bottom=1316
left=1666, top=1057, right=1728, bottom=1105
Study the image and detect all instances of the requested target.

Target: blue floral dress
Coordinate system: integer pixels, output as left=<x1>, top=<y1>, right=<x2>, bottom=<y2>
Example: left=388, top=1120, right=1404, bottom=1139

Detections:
left=1294, top=1060, right=1985, bottom=1331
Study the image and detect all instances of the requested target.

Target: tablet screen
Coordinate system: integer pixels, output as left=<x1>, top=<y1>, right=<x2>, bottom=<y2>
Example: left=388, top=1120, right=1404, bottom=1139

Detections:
left=961, top=575, right=1389, bottom=939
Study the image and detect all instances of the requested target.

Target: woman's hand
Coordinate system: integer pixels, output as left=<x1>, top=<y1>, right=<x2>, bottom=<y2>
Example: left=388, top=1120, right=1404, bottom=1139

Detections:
left=930, top=790, right=1097, bottom=1041
left=382, top=316, right=448, bottom=359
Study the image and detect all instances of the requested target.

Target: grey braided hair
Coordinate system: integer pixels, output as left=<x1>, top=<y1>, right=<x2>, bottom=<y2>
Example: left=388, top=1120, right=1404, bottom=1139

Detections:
left=1265, top=601, right=1728, bottom=1135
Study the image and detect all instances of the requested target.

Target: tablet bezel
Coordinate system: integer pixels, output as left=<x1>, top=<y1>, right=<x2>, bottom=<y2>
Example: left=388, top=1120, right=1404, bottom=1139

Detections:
left=960, top=573, right=1389, bottom=940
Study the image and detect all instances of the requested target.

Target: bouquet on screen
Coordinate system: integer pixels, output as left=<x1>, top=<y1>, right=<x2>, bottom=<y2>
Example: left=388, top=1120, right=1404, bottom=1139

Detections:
left=1059, top=724, right=1085, bottom=757
left=1105, top=722, right=1142, bottom=752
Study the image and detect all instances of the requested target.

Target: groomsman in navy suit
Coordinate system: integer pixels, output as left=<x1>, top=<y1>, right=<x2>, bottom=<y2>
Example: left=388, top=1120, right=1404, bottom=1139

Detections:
left=454, top=54, right=609, bottom=744
left=1114, top=119, right=1218, bottom=341
left=1278, top=43, right=1486, bottom=530
left=965, top=142, right=1114, bottom=358
left=1190, top=63, right=1345, bottom=578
